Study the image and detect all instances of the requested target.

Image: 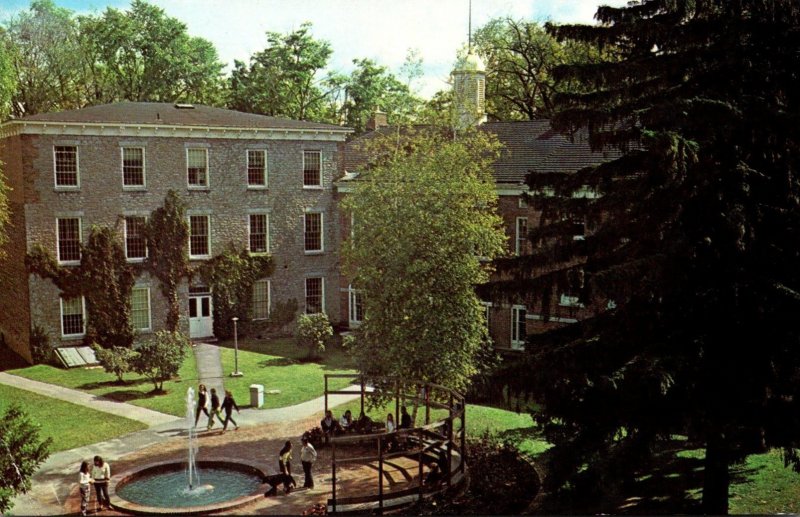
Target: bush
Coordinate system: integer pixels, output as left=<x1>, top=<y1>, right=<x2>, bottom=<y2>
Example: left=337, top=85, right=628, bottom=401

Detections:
left=29, top=325, right=52, bottom=365
left=296, top=313, right=333, bottom=359
left=131, top=330, right=188, bottom=392
left=0, top=405, right=51, bottom=514
left=93, top=344, right=138, bottom=383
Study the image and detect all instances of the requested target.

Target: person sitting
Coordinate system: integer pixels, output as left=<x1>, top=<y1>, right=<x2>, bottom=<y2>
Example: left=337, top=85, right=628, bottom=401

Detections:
left=399, top=406, right=413, bottom=429
left=385, top=413, right=399, bottom=451
left=339, top=410, right=353, bottom=433
left=353, top=412, right=373, bottom=434
left=320, top=410, right=340, bottom=443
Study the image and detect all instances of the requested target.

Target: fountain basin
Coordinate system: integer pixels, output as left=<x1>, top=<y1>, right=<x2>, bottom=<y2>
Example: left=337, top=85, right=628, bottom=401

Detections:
left=110, top=460, right=265, bottom=515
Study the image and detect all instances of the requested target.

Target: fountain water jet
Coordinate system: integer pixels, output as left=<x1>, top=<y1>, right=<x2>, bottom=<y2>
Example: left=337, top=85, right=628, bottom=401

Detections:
left=186, top=387, right=201, bottom=490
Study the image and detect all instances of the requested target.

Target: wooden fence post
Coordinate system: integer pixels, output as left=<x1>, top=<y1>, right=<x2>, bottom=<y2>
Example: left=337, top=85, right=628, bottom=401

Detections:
left=378, top=436, right=384, bottom=513
left=324, top=375, right=329, bottom=415
left=425, top=384, right=430, bottom=425
left=331, top=440, right=337, bottom=513
left=394, top=380, right=400, bottom=428
left=418, top=428, right=424, bottom=501
left=447, top=392, right=453, bottom=488
left=360, top=376, right=365, bottom=417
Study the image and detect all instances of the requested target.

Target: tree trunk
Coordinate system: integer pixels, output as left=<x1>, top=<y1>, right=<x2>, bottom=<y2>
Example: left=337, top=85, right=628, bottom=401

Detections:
left=702, top=431, right=730, bottom=515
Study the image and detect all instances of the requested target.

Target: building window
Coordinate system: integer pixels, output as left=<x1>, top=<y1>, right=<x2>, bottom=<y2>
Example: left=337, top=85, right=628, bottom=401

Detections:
left=252, top=279, right=270, bottom=320
left=515, top=217, right=528, bottom=256
left=187, top=148, right=208, bottom=187
left=303, top=150, right=321, bottom=187
left=511, top=305, right=526, bottom=349
left=122, top=147, right=145, bottom=187
left=249, top=213, right=269, bottom=254
left=559, top=293, right=583, bottom=308
left=304, top=212, right=323, bottom=253
left=305, top=277, right=324, bottom=314
left=57, top=217, right=81, bottom=263
left=480, top=301, right=492, bottom=329
left=61, top=296, right=85, bottom=337
left=54, top=145, right=79, bottom=187
left=130, top=287, right=151, bottom=331
left=124, top=216, right=147, bottom=261
left=348, top=285, right=364, bottom=325
left=189, top=215, right=210, bottom=258
left=247, top=150, right=267, bottom=187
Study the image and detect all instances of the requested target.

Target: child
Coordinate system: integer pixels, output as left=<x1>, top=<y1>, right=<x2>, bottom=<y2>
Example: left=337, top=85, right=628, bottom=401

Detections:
left=221, top=389, right=240, bottom=432
left=78, top=461, right=93, bottom=516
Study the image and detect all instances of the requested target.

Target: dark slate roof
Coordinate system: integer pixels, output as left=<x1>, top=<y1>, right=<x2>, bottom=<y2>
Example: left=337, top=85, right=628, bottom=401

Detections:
left=342, top=120, right=616, bottom=184
left=18, top=102, right=350, bottom=132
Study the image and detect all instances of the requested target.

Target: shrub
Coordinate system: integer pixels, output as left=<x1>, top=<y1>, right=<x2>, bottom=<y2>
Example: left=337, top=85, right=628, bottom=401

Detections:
left=131, top=330, right=188, bottom=392
left=93, top=344, right=137, bottom=383
left=0, top=405, right=51, bottom=514
left=296, top=313, right=333, bottom=359
left=29, top=325, right=52, bottom=365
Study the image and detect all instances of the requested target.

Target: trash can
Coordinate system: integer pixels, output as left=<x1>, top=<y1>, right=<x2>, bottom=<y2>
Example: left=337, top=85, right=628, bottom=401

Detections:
left=249, top=384, right=264, bottom=408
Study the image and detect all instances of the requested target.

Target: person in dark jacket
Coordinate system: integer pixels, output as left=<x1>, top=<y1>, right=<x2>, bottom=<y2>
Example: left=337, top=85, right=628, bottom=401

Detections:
left=399, top=406, right=412, bottom=429
left=207, top=388, right=225, bottom=430
left=221, top=389, right=240, bottom=432
left=194, top=384, right=209, bottom=427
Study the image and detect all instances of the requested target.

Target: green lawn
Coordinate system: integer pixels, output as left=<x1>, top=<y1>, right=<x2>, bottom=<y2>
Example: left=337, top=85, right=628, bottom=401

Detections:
left=8, top=351, right=199, bottom=417
left=216, top=338, right=356, bottom=409
left=0, top=384, right=146, bottom=452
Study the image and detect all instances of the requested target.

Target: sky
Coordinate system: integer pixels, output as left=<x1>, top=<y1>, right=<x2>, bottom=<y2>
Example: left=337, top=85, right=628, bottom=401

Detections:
left=0, top=0, right=629, bottom=98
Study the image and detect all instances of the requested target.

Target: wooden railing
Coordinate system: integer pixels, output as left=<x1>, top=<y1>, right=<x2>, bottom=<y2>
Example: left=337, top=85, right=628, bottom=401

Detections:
left=324, top=374, right=467, bottom=514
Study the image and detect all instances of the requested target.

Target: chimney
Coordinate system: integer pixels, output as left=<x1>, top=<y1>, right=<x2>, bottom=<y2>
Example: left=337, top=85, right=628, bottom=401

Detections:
left=366, top=111, right=388, bottom=131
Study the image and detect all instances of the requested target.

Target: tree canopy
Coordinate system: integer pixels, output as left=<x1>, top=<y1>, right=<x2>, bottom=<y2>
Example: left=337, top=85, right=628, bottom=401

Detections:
left=343, top=128, right=506, bottom=394
left=484, top=1, right=800, bottom=513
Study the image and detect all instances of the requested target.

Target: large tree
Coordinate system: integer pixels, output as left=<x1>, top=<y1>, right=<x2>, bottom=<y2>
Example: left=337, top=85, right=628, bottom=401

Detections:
left=485, top=1, right=800, bottom=513
left=343, top=128, right=507, bottom=395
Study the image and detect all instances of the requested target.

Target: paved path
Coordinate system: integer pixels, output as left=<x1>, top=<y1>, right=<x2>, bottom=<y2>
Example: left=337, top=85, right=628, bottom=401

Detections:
left=0, top=372, right=178, bottom=426
left=192, top=342, right=226, bottom=396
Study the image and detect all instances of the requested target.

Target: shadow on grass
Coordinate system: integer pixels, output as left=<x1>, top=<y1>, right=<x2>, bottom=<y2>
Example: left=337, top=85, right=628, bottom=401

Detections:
left=78, top=377, right=152, bottom=390
left=257, top=357, right=299, bottom=367
left=101, top=387, right=173, bottom=402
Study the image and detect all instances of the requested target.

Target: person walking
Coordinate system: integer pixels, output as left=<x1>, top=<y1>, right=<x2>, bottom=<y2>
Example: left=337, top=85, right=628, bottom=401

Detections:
left=300, top=436, right=317, bottom=489
left=91, top=455, right=111, bottom=510
left=221, top=389, right=240, bottom=432
left=194, top=384, right=209, bottom=427
left=78, top=461, right=93, bottom=516
left=207, top=388, right=225, bottom=430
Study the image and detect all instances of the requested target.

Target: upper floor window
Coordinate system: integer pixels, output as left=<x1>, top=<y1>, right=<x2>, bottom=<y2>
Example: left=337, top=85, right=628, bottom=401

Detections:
left=57, top=217, right=81, bottom=264
left=187, top=148, right=208, bottom=188
left=303, top=150, right=321, bottom=187
left=249, top=213, right=269, bottom=254
left=511, top=305, right=526, bottom=350
left=305, top=277, right=324, bottom=314
left=60, top=296, right=85, bottom=338
left=252, top=279, right=270, bottom=320
left=122, top=147, right=145, bottom=188
left=247, top=150, right=267, bottom=187
left=189, top=215, right=210, bottom=259
left=348, top=285, right=364, bottom=326
left=54, top=146, right=79, bottom=187
left=304, top=212, right=323, bottom=253
left=515, top=217, right=528, bottom=256
left=124, top=216, right=147, bottom=261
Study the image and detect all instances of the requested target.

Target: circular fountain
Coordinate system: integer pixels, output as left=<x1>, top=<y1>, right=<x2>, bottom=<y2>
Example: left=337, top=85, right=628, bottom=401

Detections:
left=109, top=387, right=265, bottom=514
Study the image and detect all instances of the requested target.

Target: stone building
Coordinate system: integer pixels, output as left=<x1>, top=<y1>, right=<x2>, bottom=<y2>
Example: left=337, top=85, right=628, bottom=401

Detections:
left=0, top=102, right=351, bottom=362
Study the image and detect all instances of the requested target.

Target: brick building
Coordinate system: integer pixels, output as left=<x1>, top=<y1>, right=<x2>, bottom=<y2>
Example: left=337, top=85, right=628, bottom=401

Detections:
left=0, top=102, right=351, bottom=362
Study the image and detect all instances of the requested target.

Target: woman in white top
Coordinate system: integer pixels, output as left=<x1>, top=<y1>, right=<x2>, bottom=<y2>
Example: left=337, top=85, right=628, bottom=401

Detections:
left=385, top=413, right=398, bottom=451
left=78, top=461, right=93, bottom=517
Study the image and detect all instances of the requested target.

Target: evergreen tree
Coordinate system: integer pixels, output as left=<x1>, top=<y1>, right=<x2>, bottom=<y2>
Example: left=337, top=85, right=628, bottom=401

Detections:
left=484, top=2, right=800, bottom=513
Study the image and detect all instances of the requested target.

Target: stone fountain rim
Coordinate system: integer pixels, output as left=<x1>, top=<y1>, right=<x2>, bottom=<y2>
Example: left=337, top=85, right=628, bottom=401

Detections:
left=109, top=459, right=266, bottom=515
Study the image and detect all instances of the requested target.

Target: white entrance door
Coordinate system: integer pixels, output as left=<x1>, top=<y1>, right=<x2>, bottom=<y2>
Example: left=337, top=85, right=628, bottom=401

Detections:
left=189, top=295, right=214, bottom=338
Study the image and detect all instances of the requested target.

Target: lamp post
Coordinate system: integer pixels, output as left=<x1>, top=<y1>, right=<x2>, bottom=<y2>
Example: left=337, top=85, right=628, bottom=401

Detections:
left=231, top=317, right=243, bottom=377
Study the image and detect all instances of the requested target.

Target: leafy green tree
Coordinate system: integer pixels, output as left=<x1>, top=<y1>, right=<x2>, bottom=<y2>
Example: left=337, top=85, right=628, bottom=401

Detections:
left=343, top=128, right=507, bottom=394
left=0, top=41, right=16, bottom=120
left=82, top=226, right=135, bottom=349
left=228, top=23, right=334, bottom=121
left=296, top=312, right=333, bottom=360
left=2, top=0, right=84, bottom=116
left=92, top=344, right=137, bottom=383
left=487, top=2, right=800, bottom=513
left=78, top=0, right=224, bottom=104
left=131, top=330, right=188, bottom=392
left=146, top=190, right=189, bottom=332
left=0, top=405, right=51, bottom=514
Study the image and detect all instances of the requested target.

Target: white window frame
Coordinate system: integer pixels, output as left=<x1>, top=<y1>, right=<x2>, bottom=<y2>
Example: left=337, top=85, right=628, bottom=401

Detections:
left=186, top=147, right=209, bottom=189
left=480, top=301, right=492, bottom=329
left=304, top=211, right=324, bottom=254
left=121, top=146, right=146, bottom=189
left=515, top=217, right=528, bottom=256
left=248, top=213, right=270, bottom=255
left=60, top=296, right=86, bottom=339
left=251, top=279, right=271, bottom=320
left=348, top=284, right=364, bottom=327
left=53, top=145, right=80, bottom=189
left=130, top=287, right=152, bottom=332
left=302, top=150, right=322, bottom=189
left=188, top=214, right=211, bottom=260
left=511, top=305, right=526, bottom=350
left=305, top=277, right=325, bottom=314
left=56, top=217, right=82, bottom=265
left=246, top=149, right=268, bottom=188
left=124, top=215, right=148, bottom=262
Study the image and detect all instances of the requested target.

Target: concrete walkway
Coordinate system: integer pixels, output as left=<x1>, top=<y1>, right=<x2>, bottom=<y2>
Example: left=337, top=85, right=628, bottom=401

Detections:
left=0, top=372, right=179, bottom=426
left=193, top=342, right=226, bottom=396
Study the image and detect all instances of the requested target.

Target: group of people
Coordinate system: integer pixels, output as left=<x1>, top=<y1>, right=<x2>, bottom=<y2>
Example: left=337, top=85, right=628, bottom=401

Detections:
left=77, top=456, right=110, bottom=516
left=263, top=436, right=317, bottom=497
left=319, top=406, right=414, bottom=450
left=193, top=384, right=240, bottom=432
